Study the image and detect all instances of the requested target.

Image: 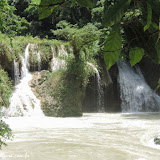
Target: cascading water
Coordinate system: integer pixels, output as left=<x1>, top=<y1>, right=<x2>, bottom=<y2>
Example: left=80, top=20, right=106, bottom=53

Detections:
left=118, top=61, right=160, bottom=112
left=59, top=44, right=68, bottom=57
left=13, top=60, right=20, bottom=85
left=87, top=62, right=105, bottom=112
left=51, top=45, right=68, bottom=72
left=37, top=51, right=41, bottom=71
left=6, top=44, right=44, bottom=117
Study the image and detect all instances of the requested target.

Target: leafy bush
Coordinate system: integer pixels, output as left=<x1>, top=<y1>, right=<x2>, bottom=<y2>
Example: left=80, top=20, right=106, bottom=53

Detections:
left=0, top=120, right=12, bottom=149
left=0, top=69, right=12, bottom=108
left=53, top=21, right=101, bottom=62
left=0, top=2, right=30, bottom=36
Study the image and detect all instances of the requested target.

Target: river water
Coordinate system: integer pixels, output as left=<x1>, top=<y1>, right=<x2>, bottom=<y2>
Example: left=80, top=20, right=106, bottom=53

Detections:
left=1, top=113, right=160, bottom=160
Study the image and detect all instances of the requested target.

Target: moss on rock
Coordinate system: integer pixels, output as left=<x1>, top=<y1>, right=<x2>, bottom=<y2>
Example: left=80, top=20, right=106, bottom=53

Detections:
left=30, top=60, right=91, bottom=117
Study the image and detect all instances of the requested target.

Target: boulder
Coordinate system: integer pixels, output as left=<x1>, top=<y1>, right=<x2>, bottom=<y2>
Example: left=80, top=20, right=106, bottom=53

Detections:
left=154, top=136, right=160, bottom=145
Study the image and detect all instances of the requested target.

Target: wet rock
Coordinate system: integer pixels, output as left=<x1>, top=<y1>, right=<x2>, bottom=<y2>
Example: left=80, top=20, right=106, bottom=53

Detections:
left=154, top=136, right=160, bottom=145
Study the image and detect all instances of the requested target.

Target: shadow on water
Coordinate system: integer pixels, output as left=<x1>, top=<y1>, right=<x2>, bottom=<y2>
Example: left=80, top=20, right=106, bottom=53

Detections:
left=121, top=112, right=160, bottom=120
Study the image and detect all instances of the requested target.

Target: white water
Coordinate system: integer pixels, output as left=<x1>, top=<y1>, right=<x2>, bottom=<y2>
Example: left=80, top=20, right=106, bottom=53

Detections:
left=1, top=46, right=160, bottom=160
left=87, top=62, right=105, bottom=112
left=13, top=60, right=20, bottom=85
left=6, top=44, right=44, bottom=117
left=118, top=61, right=160, bottom=112
left=36, top=51, right=41, bottom=71
left=2, top=113, right=160, bottom=160
left=51, top=45, right=68, bottom=72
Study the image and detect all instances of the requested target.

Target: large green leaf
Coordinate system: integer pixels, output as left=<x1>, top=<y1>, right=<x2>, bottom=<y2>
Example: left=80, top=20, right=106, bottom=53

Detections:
left=129, top=47, right=144, bottom=66
left=104, top=27, right=122, bottom=70
left=103, top=0, right=131, bottom=27
left=76, top=0, right=93, bottom=8
left=39, top=0, right=64, bottom=20
left=144, top=2, right=152, bottom=31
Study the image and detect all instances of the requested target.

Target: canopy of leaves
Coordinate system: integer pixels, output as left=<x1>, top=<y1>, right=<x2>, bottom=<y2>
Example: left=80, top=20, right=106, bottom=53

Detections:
left=53, top=21, right=101, bottom=61
left=103, top=0, right=160, bottom=68
left=38, top=0, right=93, bottom=20
left=0, top=3, right=30, bottom=36
left=1, top=0, right=160, bottom=70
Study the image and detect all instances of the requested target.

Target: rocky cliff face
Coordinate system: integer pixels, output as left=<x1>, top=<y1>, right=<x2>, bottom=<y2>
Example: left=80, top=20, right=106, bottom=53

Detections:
left=30, top=70, right=61, bottom=117
left=83, top=62, right=121, bottom=113
left=83, top=56, right=160, bottom=113
left=30, top=68, right=85, bottom=117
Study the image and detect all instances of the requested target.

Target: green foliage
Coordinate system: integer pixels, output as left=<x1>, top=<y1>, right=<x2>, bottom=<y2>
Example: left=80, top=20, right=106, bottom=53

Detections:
left=56, top=60, right=93, bottom=117
left=76, top=0, right=93, bottom=8
left=103, top=0, right=131, bottom=27
left=104, top=27, right=122, bottom=70
left=0, top=3, right=30, bottom=36
left=0, top=69, right=12, bottom=108
left=31, top=0, right=41, bottom=5
left=129, top=47, right=144, bottom=66
left=38, top=0, right=93, bottom=20
left=53, top=21, right=101, bottom=62
left=144, top=2, right=152, bottom=31
left=103, top=0, right=160, bottom=68
left=38, top=0, right=64, bottom=20
left=0, top=120, right=12, bottom=149
left=0, top=0, right=7, bottom=29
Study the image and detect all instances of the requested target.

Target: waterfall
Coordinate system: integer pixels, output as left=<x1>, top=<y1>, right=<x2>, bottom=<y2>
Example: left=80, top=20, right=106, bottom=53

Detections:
left=6, top=44, right=44, bottom=117
left=51, top=45, right=68, bottom=72
left=13, top=60, right=20, bottom=85
left=87, top=62, right=105, bottom=112
left=37, top=51, right=41, bottom=71
left=59, top=45, right=68, bottom=57
left=51, top=47, right=61, bottom=72
left=21, top=44, right=30, bottom=78
left=118, top=61, right=160, bottom=112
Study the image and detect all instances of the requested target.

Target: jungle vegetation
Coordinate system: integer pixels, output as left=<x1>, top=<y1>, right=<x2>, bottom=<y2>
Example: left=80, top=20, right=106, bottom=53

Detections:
left=0, top=0, right=160, bottom=148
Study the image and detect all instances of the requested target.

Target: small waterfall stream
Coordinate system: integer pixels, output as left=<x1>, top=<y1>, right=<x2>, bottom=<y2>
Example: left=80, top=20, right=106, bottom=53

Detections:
left=118, top=61, right=160, bottom=112
left=87, top=62, right=105, bottom=112
left=13, top=60, right=20, bottom=85
left=51, top=45, right=68, bottom=72
left=7, top=44, right=44, bottom=117
left=37, top=51, right=41, bottom=71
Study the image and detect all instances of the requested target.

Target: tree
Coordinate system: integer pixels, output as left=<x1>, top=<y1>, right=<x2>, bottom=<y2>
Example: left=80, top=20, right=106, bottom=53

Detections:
left=32, top=0, right=160, bottom=69
left=103, top=0, right=160, bottom=69
left=0, top=1, right=30, bottom=36
left=53, top=21, right=101, bottom=62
